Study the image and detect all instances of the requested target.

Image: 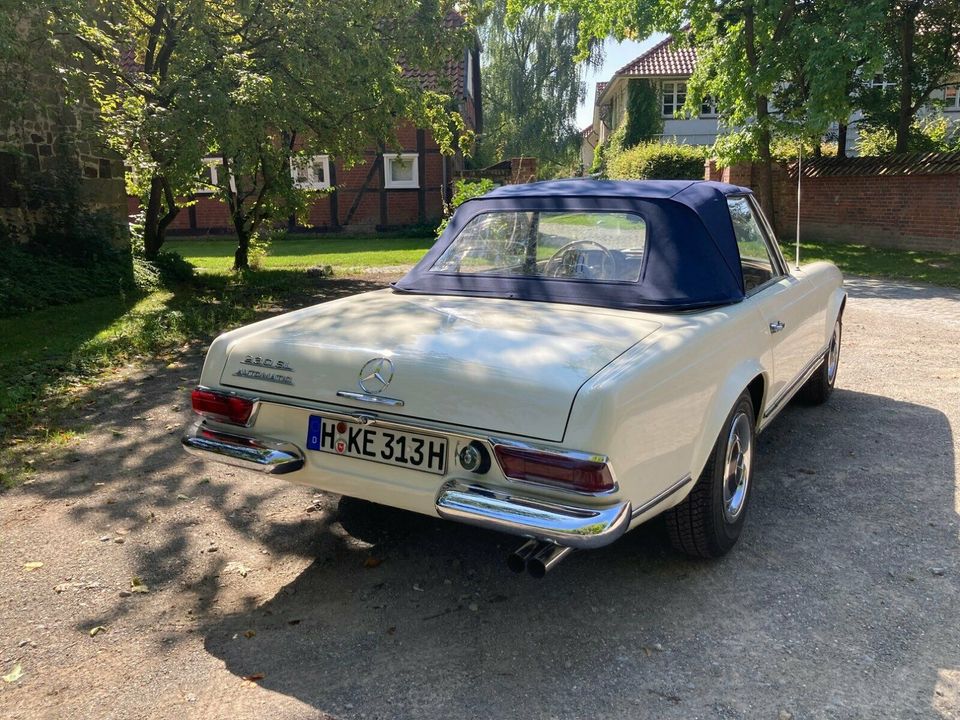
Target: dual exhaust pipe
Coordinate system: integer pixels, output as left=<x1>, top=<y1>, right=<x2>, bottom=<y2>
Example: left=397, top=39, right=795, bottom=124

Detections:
left=507, top=539, right=573, bottom=578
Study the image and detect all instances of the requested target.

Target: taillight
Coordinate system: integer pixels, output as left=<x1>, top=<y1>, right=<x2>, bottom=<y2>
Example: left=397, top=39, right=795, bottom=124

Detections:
left=494, top=445, right=615, bottom=494
left=191, top=388, right=257, bottom=426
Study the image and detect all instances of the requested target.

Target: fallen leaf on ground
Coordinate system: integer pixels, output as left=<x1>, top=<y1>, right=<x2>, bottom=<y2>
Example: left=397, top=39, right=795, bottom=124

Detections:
left=130, top=577, right=150, bottom=593
left=176, top=494, right=191, bottom=501
left=363, top=556, right=382, bottom=568
left=244, top=630, right=256, bottom=638
left=242, top=673, right=265, bottom=682
left=23, top=562, right=43, bottom=571
left=2, top=664, right=24, bottom=683
left=89, top=626, right=106, bottom=637
left=224, top=561, right=250, bottom=578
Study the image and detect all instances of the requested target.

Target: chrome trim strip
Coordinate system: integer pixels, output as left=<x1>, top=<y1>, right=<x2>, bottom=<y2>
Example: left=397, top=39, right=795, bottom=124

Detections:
left=195, top=385, right=262, bottom=428
left=335, top=391, right=405, bottom=407
left=435, top=480, right=631, bottom=549
left=630, top=474, right=694, bottom=519
left=182, top=421, right=304, bottom=475
left=761, top=342, right=830, bottom=425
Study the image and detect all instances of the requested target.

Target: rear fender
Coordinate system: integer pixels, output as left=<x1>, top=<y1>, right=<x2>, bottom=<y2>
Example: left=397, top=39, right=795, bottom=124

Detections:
left=688, top=360, right=767, bottom=483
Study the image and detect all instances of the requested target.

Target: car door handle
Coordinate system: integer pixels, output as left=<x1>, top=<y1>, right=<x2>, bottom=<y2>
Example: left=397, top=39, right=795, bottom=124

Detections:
left=769, top=321, right=785, bottom=334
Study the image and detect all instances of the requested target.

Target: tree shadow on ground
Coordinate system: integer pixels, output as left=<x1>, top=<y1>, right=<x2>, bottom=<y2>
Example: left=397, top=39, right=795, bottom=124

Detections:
left=195, top=389, right=959, bottom=719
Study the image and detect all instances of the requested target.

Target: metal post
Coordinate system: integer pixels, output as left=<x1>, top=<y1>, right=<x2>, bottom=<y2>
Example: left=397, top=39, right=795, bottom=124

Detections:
left=795, top=143, right=802, bottom=269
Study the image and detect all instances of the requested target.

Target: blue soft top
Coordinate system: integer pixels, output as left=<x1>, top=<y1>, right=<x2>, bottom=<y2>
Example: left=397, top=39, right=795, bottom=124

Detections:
left=395, top=179, right=753, bottom=312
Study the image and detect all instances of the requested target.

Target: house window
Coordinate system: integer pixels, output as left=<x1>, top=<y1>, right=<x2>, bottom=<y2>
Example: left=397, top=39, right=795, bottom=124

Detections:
left=290, top=155, right=330, bottom=190
left=197, top=157, right=236, bottom=194
left=944, top=84, right=960, bottom=111
left=384, top=153, right=419, bottom=189
left=700, top=96, right=718, bottom=116
left=663, top=81, right=687, bottom=117
left=871, top=74, right=895, bottom=91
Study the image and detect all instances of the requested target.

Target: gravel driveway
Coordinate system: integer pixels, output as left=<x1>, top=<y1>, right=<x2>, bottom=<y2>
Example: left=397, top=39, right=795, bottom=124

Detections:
left=1, top=276, right=958, bottom=720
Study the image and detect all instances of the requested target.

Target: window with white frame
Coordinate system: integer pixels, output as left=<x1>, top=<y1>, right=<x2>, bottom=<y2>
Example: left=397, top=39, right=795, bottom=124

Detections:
left=700, top=95, right=718, bottom=116
left=197, top=157, right=236, bottom=194
left=871, top=74, right=895, bottom=91
left=662, top=81, right=687, bottom=117
left=290, top=154, right=330, bottom=190
left=384, top=153, right=419, bottom=189
left=944, top=84, right=960, bottom=111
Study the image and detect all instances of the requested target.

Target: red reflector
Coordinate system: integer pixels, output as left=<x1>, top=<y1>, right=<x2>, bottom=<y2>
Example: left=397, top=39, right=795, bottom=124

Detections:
left=191, top=388, right=256, bottom=426
left=494, top=446, right=614, bottom=494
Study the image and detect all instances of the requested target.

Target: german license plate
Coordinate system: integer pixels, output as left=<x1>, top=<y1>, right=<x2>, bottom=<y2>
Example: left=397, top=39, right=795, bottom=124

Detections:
left=306, top=415, right=447, bottom=475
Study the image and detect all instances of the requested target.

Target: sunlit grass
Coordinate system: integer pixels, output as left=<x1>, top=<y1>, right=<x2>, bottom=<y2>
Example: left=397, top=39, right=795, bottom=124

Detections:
left=785, top=240, right=959, bottom=288
left=167, top=235, right=434, bottom=274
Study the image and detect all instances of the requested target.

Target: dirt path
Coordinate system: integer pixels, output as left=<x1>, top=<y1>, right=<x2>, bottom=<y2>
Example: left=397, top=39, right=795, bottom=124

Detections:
left=1, top=277, right=958, bottom=720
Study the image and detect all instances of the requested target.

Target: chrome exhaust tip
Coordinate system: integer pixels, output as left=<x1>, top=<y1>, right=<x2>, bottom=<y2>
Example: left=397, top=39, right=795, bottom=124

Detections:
left=527, top=544, right=573, bottom=579
left=507, top=539, right=540, bottom=573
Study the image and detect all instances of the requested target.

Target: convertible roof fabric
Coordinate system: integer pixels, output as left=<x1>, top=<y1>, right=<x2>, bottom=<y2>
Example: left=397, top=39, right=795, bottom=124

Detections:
left=394, top=179, right=754, bottom=311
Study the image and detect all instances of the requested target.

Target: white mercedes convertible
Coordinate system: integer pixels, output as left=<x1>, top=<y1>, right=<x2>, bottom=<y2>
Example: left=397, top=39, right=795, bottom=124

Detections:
left=183, top=180, right=845, bottom=577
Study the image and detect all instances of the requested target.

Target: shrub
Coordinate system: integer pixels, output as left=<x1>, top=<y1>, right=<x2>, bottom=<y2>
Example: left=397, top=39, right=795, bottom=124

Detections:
left=590, top=123, right=626, bottom=178
left=606, top=141, right=708, bottom=180
left=436, top=178, right=496, bottom=237
left=624, top=79, right=664, bottom=148
left=856, top=115, right=960, bottom=156
left=0, top=241, right=135, bottom=317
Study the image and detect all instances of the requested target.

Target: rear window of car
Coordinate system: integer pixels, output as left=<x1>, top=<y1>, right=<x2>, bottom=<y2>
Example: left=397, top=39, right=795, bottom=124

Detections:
left=429, top=211, right=647, bottom=283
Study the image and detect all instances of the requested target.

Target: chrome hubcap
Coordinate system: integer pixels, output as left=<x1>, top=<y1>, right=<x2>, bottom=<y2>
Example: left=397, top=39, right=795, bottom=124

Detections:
left=722, top=412, right=753, bottom=524
left=826, top=322, right=841, bottom=385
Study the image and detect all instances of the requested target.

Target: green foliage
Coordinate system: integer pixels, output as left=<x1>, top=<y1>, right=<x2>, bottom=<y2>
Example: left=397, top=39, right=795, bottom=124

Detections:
left=0, top=242, right=133, bottom=318
left=589, top=123, right=626, bottom=178
left=770, top=137, right=838, bottom=162
left=606, top=142, right=707, bottom=181
left=56, top=0, right=480, bottom=261
left=436, top=179, right=495, bottom=236
left=856, top=115, right=960, bottom=156
left=132, top=252, right=196, bottom=291
left=623, top=80, right=663, bottom=148
left=0, top=151, right=134, bottom=316
left=479, top=1, right=599, bottom=171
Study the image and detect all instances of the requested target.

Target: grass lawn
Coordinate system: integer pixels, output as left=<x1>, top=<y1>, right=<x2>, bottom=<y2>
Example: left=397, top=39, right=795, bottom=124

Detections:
left=785, top=239, right=960, bottom=288
left=167, top=234, right=434, bottom=273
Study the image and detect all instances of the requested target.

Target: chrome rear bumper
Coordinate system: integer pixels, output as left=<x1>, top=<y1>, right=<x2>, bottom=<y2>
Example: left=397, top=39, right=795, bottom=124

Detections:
left=182, top=423, right=630, bottom=549
left=182, top=422, right=304, bottom=475
left=435, top=480, right=631, bottom=550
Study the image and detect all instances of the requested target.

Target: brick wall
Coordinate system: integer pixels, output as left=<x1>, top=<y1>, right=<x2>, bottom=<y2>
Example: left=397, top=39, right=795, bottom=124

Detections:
left=705, top=156, right=960, bottom=254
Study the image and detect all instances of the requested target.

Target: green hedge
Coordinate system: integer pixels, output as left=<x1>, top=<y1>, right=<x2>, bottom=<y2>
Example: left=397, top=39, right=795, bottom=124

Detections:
left=606, top=142, right=707, bottom=181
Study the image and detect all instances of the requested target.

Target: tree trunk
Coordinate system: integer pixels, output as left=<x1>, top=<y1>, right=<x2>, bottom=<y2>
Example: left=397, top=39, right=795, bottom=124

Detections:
left=232, top=213, right=251, bottom=271
left=142, top=176, right=179, bottom=259
left=143, top=177, right=164, bottom=260
left=744, top=7, right=775, bottom=224
left=754, top=96, right=776, bottom=223
left=837, top=122, right=848, bottom=159
left=895, top=11, right=916, bottom=153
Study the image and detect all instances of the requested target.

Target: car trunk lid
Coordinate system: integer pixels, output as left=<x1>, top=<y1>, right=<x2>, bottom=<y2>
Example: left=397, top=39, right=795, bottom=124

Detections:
left=218, top=290, right=660, bottom=441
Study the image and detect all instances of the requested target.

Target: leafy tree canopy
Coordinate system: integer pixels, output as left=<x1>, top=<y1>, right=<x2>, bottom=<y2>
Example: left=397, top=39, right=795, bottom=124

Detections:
left=52, top=0, right=480, bottom=263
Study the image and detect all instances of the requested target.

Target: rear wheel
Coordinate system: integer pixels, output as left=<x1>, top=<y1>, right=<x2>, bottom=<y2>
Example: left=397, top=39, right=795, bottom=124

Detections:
left=798, top=316, right=842, bottom=405
left=665, top=391, right=755, bottom=558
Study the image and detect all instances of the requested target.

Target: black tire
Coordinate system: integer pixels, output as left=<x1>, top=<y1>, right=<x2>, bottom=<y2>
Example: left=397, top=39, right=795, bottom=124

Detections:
left=665, top=391, right=756, bottom=558
left=798, top=316, right=842, bottom=405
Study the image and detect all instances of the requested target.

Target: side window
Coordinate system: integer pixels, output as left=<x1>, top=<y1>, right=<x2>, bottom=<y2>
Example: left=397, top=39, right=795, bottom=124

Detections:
left=727, top=197, right=779, bottom=294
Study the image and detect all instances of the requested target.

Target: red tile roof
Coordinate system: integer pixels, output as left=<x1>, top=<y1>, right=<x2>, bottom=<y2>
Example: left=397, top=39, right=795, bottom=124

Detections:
left=402, top=11, right=469, bottom=97
left=614, top=35, right=697, bottom=77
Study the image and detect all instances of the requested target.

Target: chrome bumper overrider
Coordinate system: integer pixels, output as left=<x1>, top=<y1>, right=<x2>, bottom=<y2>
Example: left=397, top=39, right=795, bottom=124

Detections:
left=181, top=422, right=304, bottom=474
left=435, top=480, right=631, bottom=550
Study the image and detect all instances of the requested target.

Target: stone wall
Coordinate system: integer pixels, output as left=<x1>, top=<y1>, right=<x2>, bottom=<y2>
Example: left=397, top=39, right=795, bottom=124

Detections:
left=0, top=66, right=127, bottom=244
left=706, top=154, right=960, bottom=254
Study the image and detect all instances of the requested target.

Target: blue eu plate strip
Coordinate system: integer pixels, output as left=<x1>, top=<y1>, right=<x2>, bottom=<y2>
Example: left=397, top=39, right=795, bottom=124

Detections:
left=306, top=415, right=322, bottom=451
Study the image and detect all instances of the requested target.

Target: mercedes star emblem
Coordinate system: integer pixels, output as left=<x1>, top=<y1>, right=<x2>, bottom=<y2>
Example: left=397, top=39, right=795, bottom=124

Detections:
left=358, top=357, right=394, bottom=395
